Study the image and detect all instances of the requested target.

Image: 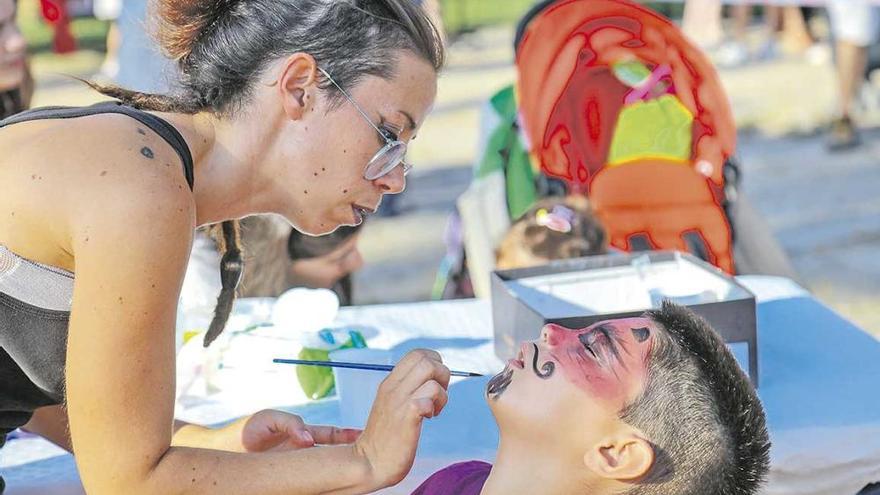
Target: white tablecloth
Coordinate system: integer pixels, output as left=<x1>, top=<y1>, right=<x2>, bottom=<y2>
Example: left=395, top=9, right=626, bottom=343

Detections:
left=3, top=276, right=880, bottom=494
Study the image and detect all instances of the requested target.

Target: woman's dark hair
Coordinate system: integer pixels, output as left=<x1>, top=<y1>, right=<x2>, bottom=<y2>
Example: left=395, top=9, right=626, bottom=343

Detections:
left=0, top=89, right=25, bottom=120
left=94, top=0, right=445, bottom=346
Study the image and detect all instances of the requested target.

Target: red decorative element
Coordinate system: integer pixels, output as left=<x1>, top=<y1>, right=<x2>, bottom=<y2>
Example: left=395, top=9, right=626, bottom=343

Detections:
left=40, top=0, right=76, bottom=54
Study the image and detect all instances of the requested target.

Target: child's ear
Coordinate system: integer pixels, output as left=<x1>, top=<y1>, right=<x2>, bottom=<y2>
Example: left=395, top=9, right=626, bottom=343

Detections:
left=583, top=429, right=654, bottom=481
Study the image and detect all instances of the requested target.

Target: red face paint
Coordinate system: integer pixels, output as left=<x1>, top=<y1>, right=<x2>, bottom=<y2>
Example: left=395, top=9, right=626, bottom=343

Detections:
left=533, top=318, right=655, bottom=405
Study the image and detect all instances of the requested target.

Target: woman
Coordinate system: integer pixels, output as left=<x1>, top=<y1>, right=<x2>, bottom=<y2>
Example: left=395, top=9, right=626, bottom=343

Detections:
left=0, top=0, right=29, bottom=119
left=0, top=1, right=450, bottom=493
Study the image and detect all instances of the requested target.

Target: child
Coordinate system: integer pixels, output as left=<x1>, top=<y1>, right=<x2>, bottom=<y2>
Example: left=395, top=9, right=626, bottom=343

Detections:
left=496, top=196, right=608, bottom=270
left=413, top=302, right=770, bottom=495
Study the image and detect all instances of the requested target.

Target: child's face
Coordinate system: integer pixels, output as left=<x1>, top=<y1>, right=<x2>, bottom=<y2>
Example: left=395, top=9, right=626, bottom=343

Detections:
left=486, top=318, right=656, bottom=457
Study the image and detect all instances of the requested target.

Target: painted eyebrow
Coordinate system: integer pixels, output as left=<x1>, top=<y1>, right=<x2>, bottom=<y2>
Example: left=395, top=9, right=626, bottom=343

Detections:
left=631, top=327, right=651, bottom=343
left=597, top=324, right=626, bottom=366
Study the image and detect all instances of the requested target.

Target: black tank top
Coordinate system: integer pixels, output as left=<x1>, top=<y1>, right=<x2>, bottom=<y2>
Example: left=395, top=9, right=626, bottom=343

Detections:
left=0, top=101, right=195, bottom=460
left=1, top=101, right=195, bottom=188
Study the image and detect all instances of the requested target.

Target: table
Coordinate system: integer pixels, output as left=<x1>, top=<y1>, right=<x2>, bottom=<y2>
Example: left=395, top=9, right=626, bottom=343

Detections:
left=2, top=276, right=880, bottom=494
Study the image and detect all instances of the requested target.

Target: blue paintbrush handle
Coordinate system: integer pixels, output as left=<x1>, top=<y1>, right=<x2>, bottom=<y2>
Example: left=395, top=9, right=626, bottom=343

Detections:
left=272, top=358, right=482, bottom=377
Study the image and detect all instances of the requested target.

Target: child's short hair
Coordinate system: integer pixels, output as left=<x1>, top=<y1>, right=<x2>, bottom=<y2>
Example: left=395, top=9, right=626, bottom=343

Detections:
left=496, top=196, right=607, bottom=270
left=621, top=302, right=771, bottom=495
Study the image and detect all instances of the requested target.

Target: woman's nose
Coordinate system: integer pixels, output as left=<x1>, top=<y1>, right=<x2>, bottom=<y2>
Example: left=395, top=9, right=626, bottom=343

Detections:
left=373, top=165, right=406, bottom=194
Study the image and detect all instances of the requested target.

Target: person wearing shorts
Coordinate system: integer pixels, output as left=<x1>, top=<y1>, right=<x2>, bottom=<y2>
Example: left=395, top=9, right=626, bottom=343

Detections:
left=826, top=0, right=880, bottom=150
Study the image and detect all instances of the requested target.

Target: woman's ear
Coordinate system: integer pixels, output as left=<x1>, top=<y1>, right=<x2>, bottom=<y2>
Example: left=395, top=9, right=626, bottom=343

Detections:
left=278, top=52, right=319, bottom=121
left=583, top=429, right=655, bottom=481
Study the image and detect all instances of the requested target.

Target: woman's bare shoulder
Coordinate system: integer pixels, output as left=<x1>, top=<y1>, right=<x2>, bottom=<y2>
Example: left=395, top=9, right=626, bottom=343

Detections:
left=0, top=111, right=195, bottom=269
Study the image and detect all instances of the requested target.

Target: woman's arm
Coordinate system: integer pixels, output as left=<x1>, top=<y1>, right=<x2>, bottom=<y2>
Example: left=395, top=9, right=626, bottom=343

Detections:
left=62, top=130, right=448, bottom=494
left=22, top=405, right=72, bottom=452
left=19, top=405, right=359, bottom=456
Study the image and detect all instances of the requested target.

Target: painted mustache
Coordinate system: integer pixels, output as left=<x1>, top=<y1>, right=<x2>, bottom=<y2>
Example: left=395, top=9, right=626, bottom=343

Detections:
left=486, top=367, right=514, bottom=400
left=531, top=343, right=555, bottom=379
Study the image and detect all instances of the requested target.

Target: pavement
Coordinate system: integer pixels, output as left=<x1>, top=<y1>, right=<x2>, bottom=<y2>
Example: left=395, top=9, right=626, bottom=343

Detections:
left=26, top=24, right=880, bottom=337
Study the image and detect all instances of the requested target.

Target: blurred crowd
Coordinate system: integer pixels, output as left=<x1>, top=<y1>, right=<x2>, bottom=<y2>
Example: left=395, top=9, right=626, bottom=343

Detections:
left=3, top=0, right=879, bottom=308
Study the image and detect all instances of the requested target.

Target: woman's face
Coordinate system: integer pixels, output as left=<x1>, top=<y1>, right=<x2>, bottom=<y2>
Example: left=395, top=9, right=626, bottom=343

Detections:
left=275, top=50, right=437, bottom=236
left=0, top=0, right=26, bottom=92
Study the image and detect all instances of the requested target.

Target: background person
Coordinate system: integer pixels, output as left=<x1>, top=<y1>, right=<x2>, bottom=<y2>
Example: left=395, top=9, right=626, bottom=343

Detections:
left=0, top=0, right=29, bottom=119
left=0, top=1, right=451, bottom=493
left=826, top=0, right=880, bottom=150
left=495, top=196, right=607, bottom=271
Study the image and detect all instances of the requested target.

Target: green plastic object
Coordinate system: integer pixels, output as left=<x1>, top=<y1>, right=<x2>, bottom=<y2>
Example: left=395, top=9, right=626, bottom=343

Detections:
left=295, top=331, right=366, bottom=400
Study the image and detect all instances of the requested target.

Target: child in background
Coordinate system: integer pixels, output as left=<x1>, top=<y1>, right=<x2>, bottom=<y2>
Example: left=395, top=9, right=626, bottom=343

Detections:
left=496, top=196, right=608, bottom=271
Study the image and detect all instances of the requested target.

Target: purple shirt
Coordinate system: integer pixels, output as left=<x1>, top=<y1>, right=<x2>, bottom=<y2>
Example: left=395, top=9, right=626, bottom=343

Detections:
left=411, top=461, right=492, bottom=495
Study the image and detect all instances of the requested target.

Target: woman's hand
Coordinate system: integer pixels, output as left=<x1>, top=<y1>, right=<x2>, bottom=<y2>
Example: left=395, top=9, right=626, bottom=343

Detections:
left=354, top=349, right=451, bottom=489
left=174, top=410, right=361, bottom=453
left=240, top=409, right=361, bottom=452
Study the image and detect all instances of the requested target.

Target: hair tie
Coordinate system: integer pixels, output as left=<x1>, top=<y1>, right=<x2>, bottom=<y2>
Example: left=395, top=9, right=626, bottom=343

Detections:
left=536, top=205, right=575, bottom=233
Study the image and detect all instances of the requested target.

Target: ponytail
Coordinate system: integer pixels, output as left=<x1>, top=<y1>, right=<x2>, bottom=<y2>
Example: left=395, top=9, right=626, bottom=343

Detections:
left=204, top=220, right=243, bottom=347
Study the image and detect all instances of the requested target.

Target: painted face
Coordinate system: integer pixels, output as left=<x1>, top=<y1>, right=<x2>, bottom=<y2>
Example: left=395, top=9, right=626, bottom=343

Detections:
left=0, top=0, right=27, bottom=92
left=538, top=319, right=653, bottom=403
left=281, top=51, right=437, bottom=235
left=486, top=317, right=657, bottom=449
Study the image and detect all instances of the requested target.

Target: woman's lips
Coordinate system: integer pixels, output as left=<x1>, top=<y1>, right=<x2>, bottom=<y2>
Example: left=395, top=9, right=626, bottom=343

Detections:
left=351, top=204, right=374, bottom=224
left=351, top=205, right=365, bottom=224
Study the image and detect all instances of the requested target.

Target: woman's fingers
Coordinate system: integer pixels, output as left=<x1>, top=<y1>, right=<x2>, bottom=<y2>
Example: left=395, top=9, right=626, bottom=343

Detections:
left=409, top=380, right=449, bottom=419
left=241, top=410, right=312, bottom=451
left=384, top=349, right=444, bottom=390
left=305, top=425, right=362, bottom=445
left=242, top=410, right=359, bottom=451
left=398, top=353, right=451, bottom=396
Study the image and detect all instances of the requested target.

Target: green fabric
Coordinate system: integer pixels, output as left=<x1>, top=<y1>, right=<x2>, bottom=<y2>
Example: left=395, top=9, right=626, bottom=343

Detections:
left=475, top=85, right=537, bottom=220
left=296, top=334, right=363, bottom=400
left=505, top=143, right=537, bottom=220
left=607, top=94, right=693, bottom=165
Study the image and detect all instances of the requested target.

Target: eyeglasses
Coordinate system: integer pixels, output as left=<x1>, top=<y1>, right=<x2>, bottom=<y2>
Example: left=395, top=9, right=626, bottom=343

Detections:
left=318, top=67, right=411, bottom=181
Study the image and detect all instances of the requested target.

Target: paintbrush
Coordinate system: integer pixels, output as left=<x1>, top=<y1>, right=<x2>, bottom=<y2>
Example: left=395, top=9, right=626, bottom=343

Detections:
left=273, top=358, right=483, bottom=377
